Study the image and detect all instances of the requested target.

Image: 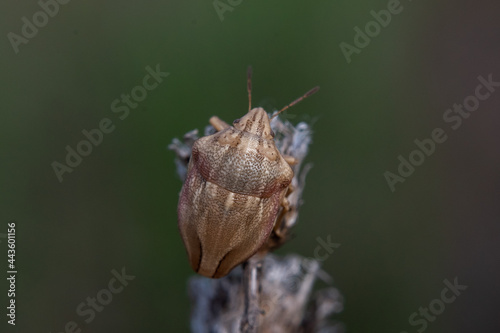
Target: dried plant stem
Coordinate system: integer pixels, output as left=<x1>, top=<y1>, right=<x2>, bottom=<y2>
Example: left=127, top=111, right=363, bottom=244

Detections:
left=240, top=257, right=260, bottom=333
left=170, top=116, right=343, bottom=333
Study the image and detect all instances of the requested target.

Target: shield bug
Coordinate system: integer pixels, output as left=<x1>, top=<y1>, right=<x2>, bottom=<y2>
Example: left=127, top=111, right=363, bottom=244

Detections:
left=177, top=67, right=318, bottom=278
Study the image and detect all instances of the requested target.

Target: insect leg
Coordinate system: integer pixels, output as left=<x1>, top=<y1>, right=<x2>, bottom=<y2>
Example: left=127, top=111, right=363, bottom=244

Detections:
left=282, top=155, right=299, bottom=166
left=209, top=116, right=231, bottom=132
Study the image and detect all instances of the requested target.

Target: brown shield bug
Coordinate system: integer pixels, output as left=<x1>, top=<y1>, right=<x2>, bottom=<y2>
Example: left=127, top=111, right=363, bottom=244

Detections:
left=177, top=67, right=319, bottom=278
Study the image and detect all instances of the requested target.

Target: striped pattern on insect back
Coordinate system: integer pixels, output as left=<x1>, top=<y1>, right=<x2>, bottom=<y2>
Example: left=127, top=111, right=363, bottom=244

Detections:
left=177, top=107, right=294, bottom=278
left=178, top=163, right=283, bottom=278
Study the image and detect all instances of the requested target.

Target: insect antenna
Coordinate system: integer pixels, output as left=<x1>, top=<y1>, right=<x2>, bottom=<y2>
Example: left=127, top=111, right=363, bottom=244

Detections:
left=271, top=86, right=320, bottom=120
left=247, top=66, right=253, bottom=111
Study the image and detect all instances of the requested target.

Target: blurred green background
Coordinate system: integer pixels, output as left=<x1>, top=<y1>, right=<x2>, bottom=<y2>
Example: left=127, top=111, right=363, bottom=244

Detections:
left=1, top=0, right=499, bottom=332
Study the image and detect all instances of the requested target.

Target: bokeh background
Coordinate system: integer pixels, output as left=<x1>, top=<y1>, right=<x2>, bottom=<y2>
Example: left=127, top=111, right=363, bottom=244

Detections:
left=1, top=0, right=499, bottom=332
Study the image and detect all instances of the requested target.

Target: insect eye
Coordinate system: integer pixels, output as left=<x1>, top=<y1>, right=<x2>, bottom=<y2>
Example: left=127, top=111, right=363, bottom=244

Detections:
left=233, top=118, right=241, bottom=124
left=270, top=130, right=275, bottom=138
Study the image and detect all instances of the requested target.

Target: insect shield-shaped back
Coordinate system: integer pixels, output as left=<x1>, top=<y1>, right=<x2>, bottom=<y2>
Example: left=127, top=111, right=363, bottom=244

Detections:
left=177, top=108, right=293, bottom=278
